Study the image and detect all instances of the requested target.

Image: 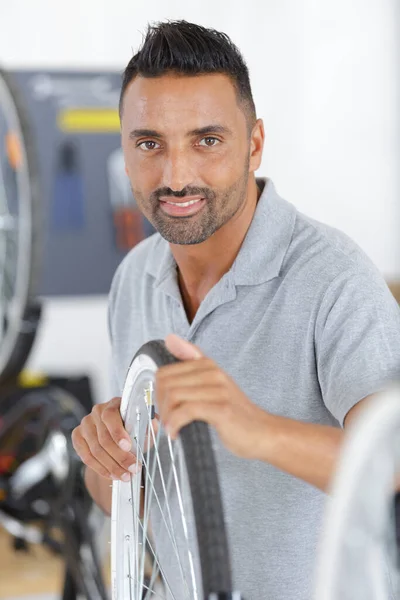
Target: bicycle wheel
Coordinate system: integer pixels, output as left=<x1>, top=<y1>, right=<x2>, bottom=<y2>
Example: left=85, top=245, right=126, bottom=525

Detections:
left=0, top=67, right=41, bottom=384
left=314, top=385, right=400, bottom=600
left=111, top=340, right=236, bottom=600
left=61, top=494, right=109, bottom=600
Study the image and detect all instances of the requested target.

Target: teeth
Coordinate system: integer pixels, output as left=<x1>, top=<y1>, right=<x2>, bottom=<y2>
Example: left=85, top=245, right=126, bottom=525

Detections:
left=166, top=199, right=201, bottom=208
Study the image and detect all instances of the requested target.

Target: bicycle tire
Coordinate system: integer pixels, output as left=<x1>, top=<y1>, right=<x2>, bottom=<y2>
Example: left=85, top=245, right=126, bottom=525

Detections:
left=61, top=464, right=109, bottom=600
left=112, top=339, right=233, bottom=599
left=0, top=67, right=42, bottom=385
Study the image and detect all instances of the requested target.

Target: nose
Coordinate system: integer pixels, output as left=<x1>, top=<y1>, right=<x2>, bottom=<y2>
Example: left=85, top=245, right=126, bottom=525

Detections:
left=161, top=147, right=195, bottom=192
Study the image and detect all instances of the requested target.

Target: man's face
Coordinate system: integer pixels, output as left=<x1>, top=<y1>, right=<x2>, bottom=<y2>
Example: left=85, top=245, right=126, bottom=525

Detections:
left=121, top=73, right=257, bottom=245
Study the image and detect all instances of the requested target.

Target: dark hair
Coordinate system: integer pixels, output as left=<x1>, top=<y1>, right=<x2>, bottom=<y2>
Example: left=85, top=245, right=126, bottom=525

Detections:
left=119, top=20, right=256, bottom=127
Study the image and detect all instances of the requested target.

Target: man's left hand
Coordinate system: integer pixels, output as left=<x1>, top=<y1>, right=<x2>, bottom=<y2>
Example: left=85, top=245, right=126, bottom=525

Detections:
left=156, top=334, right=269, bottom=459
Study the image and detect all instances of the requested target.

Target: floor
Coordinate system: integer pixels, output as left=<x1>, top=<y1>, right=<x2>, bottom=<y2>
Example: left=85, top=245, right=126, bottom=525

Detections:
left=0, top=526, right=111, bottom=600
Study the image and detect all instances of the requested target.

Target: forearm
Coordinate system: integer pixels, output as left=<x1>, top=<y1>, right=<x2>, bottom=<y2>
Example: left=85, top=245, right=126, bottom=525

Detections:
left=84, top=466, right=112, bottom=515
left=257, top=412, right=344, bottom=493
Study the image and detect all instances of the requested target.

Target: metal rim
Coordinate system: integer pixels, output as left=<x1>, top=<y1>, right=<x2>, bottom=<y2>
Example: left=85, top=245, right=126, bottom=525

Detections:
left=111, top=353, right=203, bottom=600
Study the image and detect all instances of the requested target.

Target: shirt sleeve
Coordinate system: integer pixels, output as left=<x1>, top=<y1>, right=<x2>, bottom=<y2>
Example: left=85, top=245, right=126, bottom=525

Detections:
left=315, top=266, right=400, bottom=426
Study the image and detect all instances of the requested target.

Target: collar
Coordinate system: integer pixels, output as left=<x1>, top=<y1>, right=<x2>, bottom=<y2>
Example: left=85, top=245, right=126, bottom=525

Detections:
left=146, top=177, right=296, bottom=288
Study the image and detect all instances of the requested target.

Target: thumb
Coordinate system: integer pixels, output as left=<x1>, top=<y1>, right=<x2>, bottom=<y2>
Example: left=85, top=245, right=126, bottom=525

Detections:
left=165, top=334, right=203, bottom=361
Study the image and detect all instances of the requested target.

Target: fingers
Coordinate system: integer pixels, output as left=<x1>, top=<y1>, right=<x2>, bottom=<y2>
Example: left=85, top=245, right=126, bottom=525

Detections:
left=166, top=400, right=224, bottom=439
left=100, top=397, right=132, bottom=451
left=156, top=358, right=220, bottom=387
left=71, top=397, right=142, bottom=481
left=74, top=418, right=140, bottom=481
left=164, top=334, right=203, bottom=361
left=158, top=385, right=225, bottom=424
left=71, top=434, right=112, bottom=480
left=92, top=414, right=142, bottom=471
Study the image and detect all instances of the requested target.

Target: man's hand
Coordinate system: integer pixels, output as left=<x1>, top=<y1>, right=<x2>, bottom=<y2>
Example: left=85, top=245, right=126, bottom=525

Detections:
left=158, top=334, right=268, bottom=459
left=71, top=396, right=141, bottom=481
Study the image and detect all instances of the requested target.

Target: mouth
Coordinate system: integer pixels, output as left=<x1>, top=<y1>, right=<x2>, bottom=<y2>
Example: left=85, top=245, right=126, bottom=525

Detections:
left=159, top=196, right=206, bottom=217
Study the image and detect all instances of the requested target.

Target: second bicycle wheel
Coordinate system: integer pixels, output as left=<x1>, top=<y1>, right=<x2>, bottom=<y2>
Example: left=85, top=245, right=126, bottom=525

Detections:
left=111, top=340, right=233, bottom=600
left=0, top=67, right=42, bottom=385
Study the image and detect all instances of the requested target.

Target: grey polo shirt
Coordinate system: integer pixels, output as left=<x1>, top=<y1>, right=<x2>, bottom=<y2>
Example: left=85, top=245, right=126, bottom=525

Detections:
left=108, top=178, right=400, bottom=600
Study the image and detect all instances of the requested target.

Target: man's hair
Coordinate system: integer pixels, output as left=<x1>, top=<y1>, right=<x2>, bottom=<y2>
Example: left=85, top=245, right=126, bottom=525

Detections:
left=119, top=20, right=256, bottom=128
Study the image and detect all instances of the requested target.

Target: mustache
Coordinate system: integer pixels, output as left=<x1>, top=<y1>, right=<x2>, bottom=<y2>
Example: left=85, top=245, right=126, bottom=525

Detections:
left=151, top=186, right=216, bottom=202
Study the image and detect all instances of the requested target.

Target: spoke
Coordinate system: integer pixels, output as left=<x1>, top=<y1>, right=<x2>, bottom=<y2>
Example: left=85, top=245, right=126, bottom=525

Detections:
left=142, top=419, right=165, bottom=600
left=131, top=575, right=168, bottom=599
left=137, top=429, right=192, bottom=598
left=140, top=409, right=158, bottom=597
left=167, top=436, right=199, bottom=600
left=137, top=442, right=191, bottom=597
left=135, top=516, right=178, bottom=600
left=128, top=407, right=179, bottom=600
left=144, top=559, right=162, bottom=600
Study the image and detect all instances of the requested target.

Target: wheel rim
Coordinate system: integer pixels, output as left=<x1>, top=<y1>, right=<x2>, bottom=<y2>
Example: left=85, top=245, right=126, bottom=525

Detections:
left=0, top=72, right=34, bottom=378
left=111, top=353, right=203, bottom=600
left=315, top=385, right=400, bottom=600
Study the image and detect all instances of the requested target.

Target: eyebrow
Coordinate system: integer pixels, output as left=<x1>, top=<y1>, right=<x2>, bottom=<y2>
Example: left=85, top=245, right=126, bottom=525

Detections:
left=129, top=124, right=232, bottom=140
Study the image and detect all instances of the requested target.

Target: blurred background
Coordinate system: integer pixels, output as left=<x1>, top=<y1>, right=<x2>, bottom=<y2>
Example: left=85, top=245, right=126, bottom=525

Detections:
left=1, top=0, right=399, bottom=405
left=0, top=0, right=399, bottom=598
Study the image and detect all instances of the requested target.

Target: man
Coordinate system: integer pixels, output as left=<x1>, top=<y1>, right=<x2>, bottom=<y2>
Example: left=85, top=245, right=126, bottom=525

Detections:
left=71, top=20, right=400, bottom=600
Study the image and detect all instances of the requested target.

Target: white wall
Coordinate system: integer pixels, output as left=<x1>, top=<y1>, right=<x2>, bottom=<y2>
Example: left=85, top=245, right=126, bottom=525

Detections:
left=1, top=1, right=398, bottom=400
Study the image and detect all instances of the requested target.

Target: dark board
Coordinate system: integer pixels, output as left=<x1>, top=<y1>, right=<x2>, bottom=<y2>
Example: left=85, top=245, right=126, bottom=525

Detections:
left=11, top=69, right=154, bottom=296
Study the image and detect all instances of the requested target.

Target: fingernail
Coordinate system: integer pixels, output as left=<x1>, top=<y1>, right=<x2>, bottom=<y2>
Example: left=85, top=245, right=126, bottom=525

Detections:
left=128, top=464, right=142, bottom=474
left=119, top=439, right=131, bottom=451
left=121, top=472, right=131, bottom=482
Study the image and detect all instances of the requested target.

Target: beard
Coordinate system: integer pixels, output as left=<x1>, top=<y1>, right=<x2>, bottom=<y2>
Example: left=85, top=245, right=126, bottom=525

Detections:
left=132, top=162, right=250, bottom=245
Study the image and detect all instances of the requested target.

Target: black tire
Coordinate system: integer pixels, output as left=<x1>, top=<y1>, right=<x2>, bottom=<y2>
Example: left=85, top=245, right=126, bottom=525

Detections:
left=0, top=67, right=42, bottom=385
left=132, top=340, right=233, bottom=598
left=61, top=568, right=79, bottom=600
left=61, top=503, right=109, bottom=600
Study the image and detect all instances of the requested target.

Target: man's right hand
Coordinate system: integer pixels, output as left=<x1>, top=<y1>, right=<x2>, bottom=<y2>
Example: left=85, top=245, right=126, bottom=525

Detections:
left=71, top=396, right=140, bottom=482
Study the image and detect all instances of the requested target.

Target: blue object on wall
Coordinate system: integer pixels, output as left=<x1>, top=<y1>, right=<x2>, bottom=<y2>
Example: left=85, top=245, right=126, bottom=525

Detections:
left=51, top=140, right=85, bottom=231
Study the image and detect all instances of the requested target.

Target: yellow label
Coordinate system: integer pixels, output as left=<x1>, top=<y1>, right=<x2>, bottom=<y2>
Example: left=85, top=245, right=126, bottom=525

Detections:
left=57, top=108, right=120, bottom=133
left=18, top=370, right=48, bottom=388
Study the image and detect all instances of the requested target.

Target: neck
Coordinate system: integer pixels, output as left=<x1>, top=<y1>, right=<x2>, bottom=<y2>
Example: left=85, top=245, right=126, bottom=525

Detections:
left=170, top=177, right=261, bottom=321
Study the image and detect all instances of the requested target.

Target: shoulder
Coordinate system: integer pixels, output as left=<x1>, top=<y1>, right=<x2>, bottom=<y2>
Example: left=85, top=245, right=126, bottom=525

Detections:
left=285, top=207, right=386, bottom=290
left=278, top=205, right=400, bottom=326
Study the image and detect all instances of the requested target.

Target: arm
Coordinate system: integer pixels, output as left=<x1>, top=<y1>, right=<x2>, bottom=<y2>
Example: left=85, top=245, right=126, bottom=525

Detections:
left=255, top=412, right=343, bottom=493
left=254, top=396, right=371, bottom=493
left=159, top=334, right=394, bottom=495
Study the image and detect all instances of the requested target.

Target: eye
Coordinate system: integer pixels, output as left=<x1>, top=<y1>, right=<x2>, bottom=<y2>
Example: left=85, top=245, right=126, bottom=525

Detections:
left=137, top=140, right=160, bottom=151
left=198, top=137, right=220, bottom=147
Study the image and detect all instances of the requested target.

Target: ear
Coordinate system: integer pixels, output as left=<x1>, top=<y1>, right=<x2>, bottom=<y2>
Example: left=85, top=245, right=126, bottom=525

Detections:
left=249, top=118, right=265, bottom=173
